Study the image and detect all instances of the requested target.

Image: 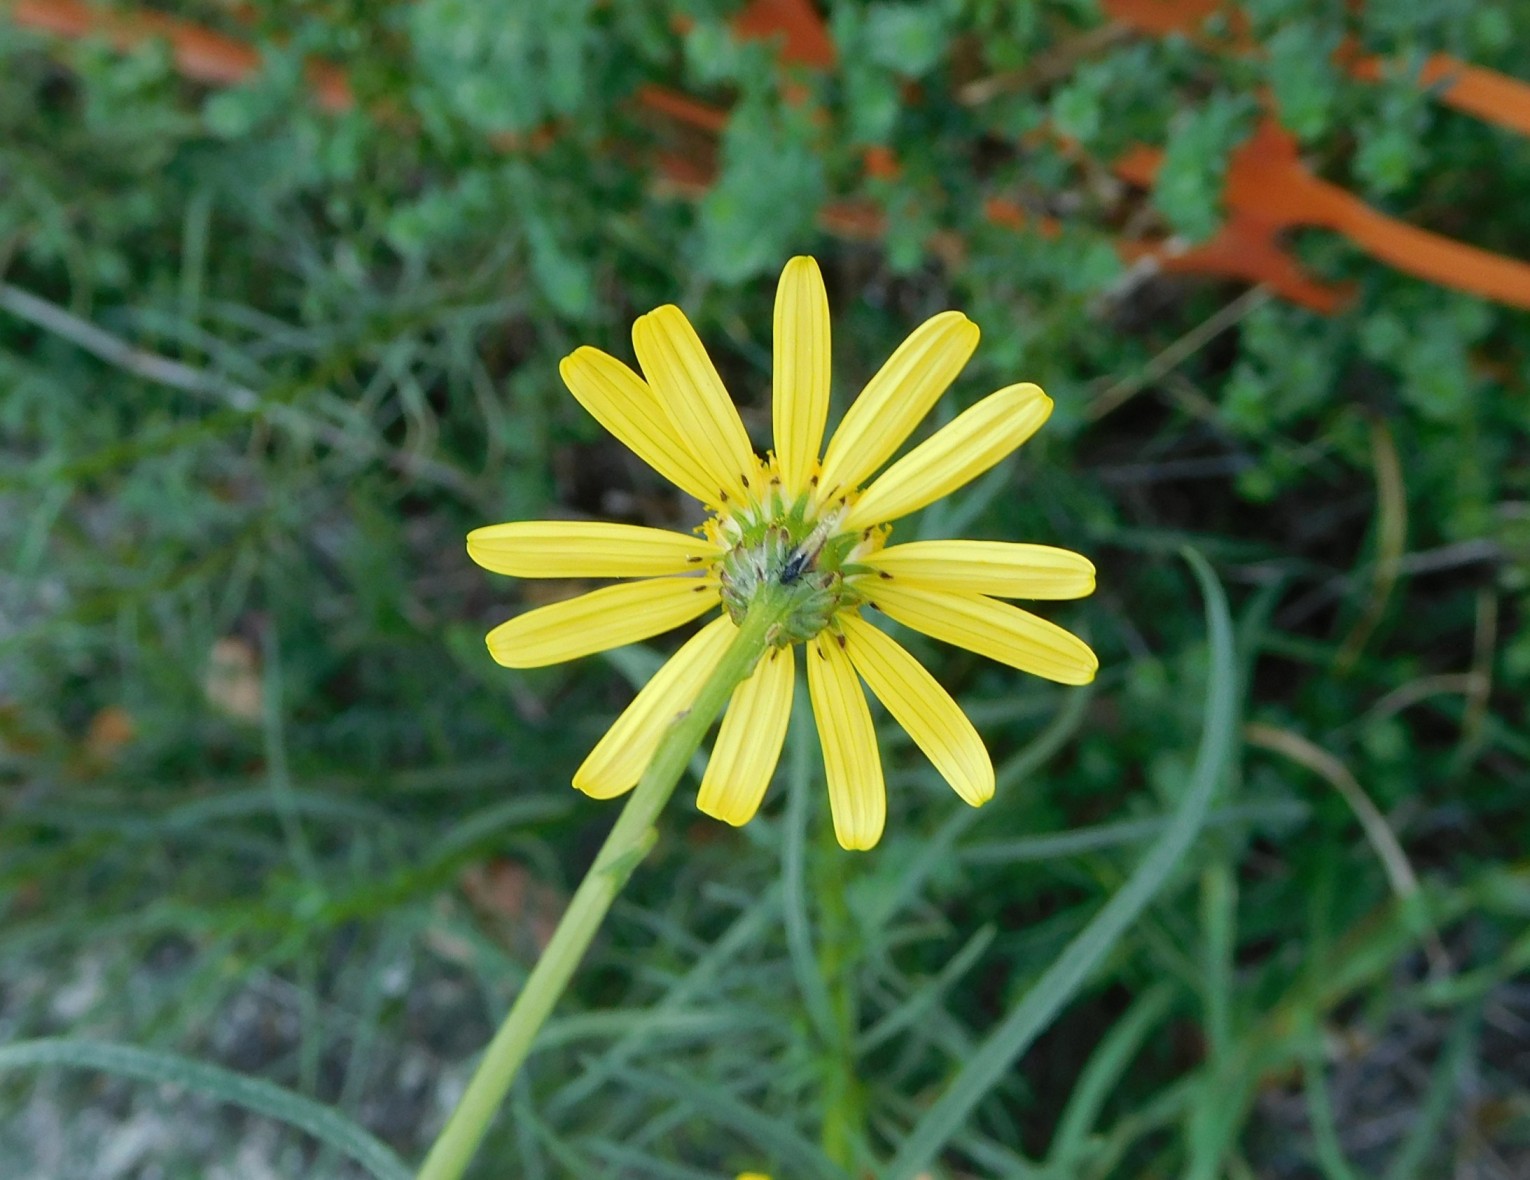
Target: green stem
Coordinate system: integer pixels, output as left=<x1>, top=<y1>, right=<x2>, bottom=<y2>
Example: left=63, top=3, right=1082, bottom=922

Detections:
left=416, top=595, right=788, bottom=1180
left=816, top=805, right=864, bottom=1170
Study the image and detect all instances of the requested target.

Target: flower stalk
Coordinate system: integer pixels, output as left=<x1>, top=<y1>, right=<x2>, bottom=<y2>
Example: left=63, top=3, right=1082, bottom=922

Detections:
left=416, top=588, right=795, bottom=1180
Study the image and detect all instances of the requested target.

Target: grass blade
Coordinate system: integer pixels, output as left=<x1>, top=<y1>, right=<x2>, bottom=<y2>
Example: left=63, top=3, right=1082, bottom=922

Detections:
left=883, top=547, right=1238, bottom=1180
left=0, top=1038, right=411, bottom=1180
left=1043, top=981, right=1176, bottom=1173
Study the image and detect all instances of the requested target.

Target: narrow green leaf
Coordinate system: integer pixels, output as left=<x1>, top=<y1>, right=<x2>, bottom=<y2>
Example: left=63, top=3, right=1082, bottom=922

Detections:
left=547, top=883, right=782, bottom=1116
left=0, top=1039, right=411, bottom=1180
left=783, top=687, right=840, bottom=1048
left=615, top=1065, right=845, bottom=1180
left=1302, top=1029, right=1369, bottom=1180
left=1201, top=861, right=1237, bottom=1062
left=1044, top=982, right=1176, bottom=1173
left=884, top=547, right=1238, bottom=1179
left=1383, top=1005, right=1479, bottom=1180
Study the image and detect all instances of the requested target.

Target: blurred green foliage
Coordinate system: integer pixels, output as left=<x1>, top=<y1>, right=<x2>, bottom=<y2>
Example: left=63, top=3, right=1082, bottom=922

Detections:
left=1, top=0, right=1527, bottom=1177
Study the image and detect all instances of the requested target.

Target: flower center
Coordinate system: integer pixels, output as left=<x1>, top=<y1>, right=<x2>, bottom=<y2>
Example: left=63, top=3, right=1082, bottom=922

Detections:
left=714, top=479, right=886, bottom=646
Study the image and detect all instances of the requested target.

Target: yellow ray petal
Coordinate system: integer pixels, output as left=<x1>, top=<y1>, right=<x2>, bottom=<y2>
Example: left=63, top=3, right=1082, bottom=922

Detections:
left=860, top=540, right=1096, bottom=600
left=772, top=256, right=831, bottom=494
left=817, top=310, right=979, bottom=499
left=485, top=577, right=720, bottom=668
left=840, top=616, right=994, bottom=807
left=806, top=635, right=886, bottom=851
left=559, top=346, right=719, bottom=506
left=468, top=521, right=722, bottom=579
left=632, top=305, right=757, bottom=506
left=697, top=644, right=794, bottom=825
left=868, top=581, right=1098, bottom=686
left=842, top=383, right=1051, bottom=529
left=574, top=616, right=735, bottom=798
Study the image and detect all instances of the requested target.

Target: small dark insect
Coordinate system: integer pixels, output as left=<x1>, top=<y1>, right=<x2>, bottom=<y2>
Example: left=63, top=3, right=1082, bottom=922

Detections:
left=780, top=522, right=835, bottom=586
left=780, top=548, right=811, bottom=584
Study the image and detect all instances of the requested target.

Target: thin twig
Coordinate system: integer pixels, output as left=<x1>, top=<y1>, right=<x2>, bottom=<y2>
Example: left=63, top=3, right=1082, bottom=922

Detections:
left=1393, top=538, right=1502, bottom=576
left=1275, top=538, right=1501, bottom=630
left=1336, top=414, right=1408, bottom=671
left=1244, top=722, right=1451, bottom=978
left=1456, top=588, right=1498, bottom=765
left=1359, top=673, right=1486, bottom=730
left=1087, top=285, right=1273, bottom=421
left=956, top=24, right=1133, bottom=104
left=0, top=282, right=259, bottom=410
left=0, top=282, right=478, bottom=498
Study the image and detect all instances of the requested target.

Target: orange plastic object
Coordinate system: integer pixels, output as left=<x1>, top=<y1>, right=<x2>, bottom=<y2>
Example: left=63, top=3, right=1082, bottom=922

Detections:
left=732, top=0, right=836, bottom=69
left=1341, top=44, right=1530, bottom=139
left=635, top=84, right=729, bottom=134
left=1104, top=0, right=1530, bottom=140
left=10, top=0, right=353, bottom=112
left=1119, top=214, right=1351, bottom=313
left=862, top=144, right=902, bottom=181
left=818, top=198, right=890, bottom=241
left=1101, top=0, right=1224, bottom=37
left=982, top=180, right=1346, bottom=311
left=1117, top=121, right=1530, bottom=311
left=981, top=197, right=1063, bottom=240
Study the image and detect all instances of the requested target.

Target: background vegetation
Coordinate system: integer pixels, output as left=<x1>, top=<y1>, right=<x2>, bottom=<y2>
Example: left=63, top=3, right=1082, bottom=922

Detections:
left=2, top=1, right=1527, bottom=1176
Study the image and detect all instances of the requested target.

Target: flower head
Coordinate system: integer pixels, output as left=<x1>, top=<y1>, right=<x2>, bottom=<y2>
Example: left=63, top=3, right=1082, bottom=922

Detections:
left=468, top=257, right=1097, bottom=850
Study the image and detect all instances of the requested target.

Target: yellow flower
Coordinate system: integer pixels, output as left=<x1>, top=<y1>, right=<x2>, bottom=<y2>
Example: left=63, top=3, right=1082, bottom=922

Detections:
left=468, top=257, right=1097, bottom=850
